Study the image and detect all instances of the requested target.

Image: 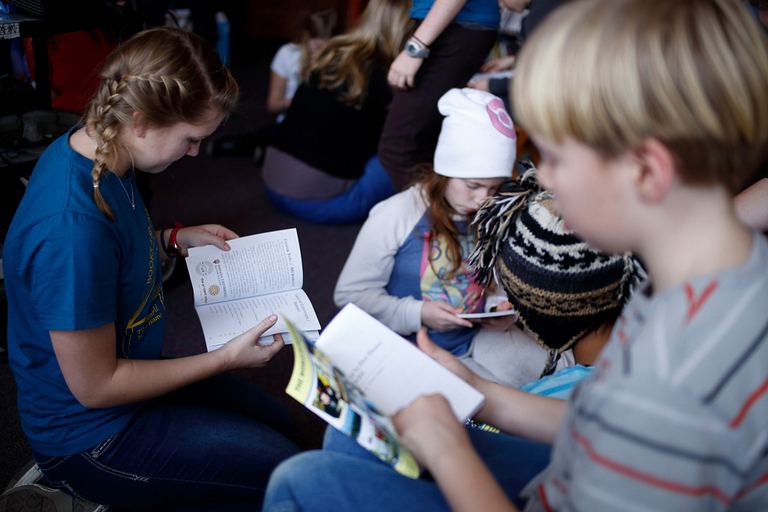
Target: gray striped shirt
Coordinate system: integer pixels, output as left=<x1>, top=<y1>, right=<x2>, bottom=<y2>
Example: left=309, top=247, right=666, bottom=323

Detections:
left=523, top=232, right=768, bottom=511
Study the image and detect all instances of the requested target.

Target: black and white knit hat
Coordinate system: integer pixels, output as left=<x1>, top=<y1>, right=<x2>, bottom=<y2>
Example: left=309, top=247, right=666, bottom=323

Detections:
left=468, top=164, right=646, bottom=376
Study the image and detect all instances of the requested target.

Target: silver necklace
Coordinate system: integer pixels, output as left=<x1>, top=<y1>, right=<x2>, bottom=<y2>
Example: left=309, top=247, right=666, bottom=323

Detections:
left=89, top=133, right=135, bottom=210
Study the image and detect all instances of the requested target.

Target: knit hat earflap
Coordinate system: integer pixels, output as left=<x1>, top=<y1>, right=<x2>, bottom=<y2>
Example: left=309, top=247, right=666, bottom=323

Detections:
left=468, top=162, right=646, bottom=376
left=433, top=88, right=517, bottom=180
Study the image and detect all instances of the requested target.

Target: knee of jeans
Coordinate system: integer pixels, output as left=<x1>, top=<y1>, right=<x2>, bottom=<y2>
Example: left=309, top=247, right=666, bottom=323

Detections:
left=322, top=425, right=347, bottom=450
left=264, top=453, right=324, bottom=511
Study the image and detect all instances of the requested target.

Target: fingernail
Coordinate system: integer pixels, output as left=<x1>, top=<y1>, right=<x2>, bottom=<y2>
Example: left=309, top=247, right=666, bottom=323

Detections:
left=268, top=314, right=277, bottom=322
left=224, top=243, right=231, bottom=250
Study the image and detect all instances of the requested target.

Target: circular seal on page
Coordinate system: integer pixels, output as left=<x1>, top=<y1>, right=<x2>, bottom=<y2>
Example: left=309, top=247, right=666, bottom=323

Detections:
left=196, top=261, right=214, bottom=276
left=208, top=284, right=221, bottom=296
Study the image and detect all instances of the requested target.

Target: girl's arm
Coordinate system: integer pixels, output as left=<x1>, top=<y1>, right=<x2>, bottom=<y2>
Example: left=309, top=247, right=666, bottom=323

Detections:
left=157, top=224, right=238, bottom=262
left=334, top=190, right=427, bottom=335
left=394, top=394, right=519, bottom=512
left=388, top=0, right=469, bottom=89
left=267, top=71, right=292, bottom=113
left=416, top=330, right=566, bottom=444
left=50, top=316, right=283, bottom=408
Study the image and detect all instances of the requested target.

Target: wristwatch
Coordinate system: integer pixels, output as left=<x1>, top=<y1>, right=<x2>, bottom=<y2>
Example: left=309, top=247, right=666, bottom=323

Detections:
left=405, top=39, right=430, bottom=59
left=168, top=222, right=184, bottom=258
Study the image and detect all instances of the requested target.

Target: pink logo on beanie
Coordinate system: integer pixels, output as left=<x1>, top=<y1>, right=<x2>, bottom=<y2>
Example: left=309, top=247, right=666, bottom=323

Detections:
left=486, top=99, right=516, bottom=139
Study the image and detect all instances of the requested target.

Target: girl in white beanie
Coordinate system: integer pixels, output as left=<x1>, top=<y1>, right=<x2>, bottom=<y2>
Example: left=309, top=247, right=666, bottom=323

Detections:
left=334, top=87, right=574, bottom=386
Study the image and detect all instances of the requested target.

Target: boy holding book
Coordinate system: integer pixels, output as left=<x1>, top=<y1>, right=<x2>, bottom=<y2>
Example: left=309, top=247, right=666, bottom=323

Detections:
left=263, top=0, right=768, bottom=510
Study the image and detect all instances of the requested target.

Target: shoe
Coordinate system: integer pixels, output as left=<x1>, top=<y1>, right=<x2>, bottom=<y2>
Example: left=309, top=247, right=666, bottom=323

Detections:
left=0, top=483, right=107, bottom=512
left=2, top=460, right=108, bottom=512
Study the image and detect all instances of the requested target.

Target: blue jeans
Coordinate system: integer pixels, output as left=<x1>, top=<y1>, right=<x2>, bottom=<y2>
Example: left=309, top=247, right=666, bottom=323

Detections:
left=262, top=426, right=551, bottom=512
left=33, top=373, right=300, bottom=511
left=265, top=156, right=395, bottom=224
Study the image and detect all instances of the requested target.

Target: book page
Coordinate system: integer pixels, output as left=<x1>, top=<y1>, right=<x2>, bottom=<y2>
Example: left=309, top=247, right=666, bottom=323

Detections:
left=207, top=330, right=319, bottom=351
left=285, top=319, right=420, bottom=478
left=194, top=289, right=320, bottom=350
left=315, top=304, right=484, bottom=420
left=185, top=228, right=303, bottom=306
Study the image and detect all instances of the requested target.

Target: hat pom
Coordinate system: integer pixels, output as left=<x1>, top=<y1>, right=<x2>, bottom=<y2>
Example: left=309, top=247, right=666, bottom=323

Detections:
left=468, top=161, right=543, bottom=287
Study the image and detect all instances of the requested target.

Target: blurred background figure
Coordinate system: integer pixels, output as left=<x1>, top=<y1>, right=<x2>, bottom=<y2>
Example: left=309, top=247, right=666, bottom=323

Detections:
left=208, top=8, right=338, bottom=160
left=260, top=0, right=411, bottom=225
left=268, top=8, right=338, bottom=122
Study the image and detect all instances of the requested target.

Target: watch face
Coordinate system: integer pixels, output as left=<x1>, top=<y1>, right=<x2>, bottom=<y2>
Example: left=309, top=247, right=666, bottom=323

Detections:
left=405, top=40, right=425, bottom=58
left=168, top=244, right=182, bottom=257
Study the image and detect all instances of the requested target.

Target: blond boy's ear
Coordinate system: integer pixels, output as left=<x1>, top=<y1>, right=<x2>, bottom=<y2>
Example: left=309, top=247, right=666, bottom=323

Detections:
left=633, top=138, right=676, bottom=203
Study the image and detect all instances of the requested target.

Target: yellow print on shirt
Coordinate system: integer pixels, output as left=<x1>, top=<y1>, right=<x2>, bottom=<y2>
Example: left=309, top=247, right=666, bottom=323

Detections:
left=146, top=209, right=156, bottom=285
left=122, top=282, right=164, bottom=358
left=419, top=232, right=484, bottom=313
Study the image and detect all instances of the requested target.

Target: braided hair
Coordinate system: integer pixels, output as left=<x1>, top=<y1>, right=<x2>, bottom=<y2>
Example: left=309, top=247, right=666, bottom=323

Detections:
left=82, top=27, right=239, bottom=220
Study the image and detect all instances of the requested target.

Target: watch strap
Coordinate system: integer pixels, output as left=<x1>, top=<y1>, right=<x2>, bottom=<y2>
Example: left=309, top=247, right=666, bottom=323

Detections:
left=411, top=35, right=429, bottom=49
left=160, top=228, right=173, bottom=259
left=168, top=222, right=183, bottom=258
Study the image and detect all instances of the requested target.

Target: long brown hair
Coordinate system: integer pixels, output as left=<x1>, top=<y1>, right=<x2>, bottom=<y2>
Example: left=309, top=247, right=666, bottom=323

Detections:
left=298, top=9, right=338, bottom=77
left=82, top=27, right=239, bottom=221
left=416, top=165, right=473, bottom=283
left=302, top=0, right=411, bottom=107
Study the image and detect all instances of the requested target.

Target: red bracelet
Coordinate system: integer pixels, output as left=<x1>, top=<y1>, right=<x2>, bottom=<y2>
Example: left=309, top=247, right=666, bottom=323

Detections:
left=167, top=222, right=183, bottom=258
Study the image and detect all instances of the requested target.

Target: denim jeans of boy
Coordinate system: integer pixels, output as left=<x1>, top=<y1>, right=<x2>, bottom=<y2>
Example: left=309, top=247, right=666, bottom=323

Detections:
left=262, top=425, right=551, bottom=512
left=32, top=373, right=300, bottom=511
left=265, top=155, right=395, bottom=224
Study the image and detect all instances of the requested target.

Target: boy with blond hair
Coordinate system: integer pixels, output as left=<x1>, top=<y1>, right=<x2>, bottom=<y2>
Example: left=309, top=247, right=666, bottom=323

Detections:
left=262, top=0, right=768, bottom=510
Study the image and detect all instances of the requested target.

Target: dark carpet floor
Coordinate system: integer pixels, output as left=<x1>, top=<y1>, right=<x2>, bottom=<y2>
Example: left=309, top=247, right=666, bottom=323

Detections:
left=1, top=37, right=359, bottom=488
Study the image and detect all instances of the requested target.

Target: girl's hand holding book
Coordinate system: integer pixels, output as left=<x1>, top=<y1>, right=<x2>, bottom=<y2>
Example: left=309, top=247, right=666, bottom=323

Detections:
left=421, top=300, right=474, bottom=331
left=218, top=315, right=285, bottom=370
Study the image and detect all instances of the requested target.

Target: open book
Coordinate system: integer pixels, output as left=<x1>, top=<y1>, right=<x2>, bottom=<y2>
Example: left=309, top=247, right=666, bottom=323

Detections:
left=285, top=303, right=485, bottom=478
left=456, top=309, right=517, bottom=319
left=184, top=228, right=321, bottom=351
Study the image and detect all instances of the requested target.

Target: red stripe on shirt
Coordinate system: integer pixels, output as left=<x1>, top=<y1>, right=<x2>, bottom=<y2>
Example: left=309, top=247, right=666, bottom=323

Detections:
left=735, top=469, right=768, bottom=500
left=572, top=430, right=732, bottom=504
left=552, top=477, right=568, bottom=496
left=730, top=374, right=768, bottom=428
left=684, top=280, right=718, bottom=324
left=538, top=483, right=552, bottom=512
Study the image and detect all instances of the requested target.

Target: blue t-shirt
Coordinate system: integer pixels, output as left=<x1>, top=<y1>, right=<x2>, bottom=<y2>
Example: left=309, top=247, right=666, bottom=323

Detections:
left=410, top=0, right=500, bottom=29
left=386, top=212, right=482, bottom=355
left=519, top=365, right=593, bottom=399
left=3, top=128, right=165, bottom=456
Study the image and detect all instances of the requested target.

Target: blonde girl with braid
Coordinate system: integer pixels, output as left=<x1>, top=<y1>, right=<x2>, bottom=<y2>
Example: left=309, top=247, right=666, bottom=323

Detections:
left=3, top=27, right=299, bottom=510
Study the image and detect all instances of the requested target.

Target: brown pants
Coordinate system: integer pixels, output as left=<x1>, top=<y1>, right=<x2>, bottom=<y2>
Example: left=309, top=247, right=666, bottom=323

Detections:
left=378, top=22, right=498, bottom=191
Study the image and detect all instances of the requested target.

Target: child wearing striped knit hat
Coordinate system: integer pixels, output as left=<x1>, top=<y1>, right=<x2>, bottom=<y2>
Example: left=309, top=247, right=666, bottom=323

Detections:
left=469, top=164, right=646, bottom=396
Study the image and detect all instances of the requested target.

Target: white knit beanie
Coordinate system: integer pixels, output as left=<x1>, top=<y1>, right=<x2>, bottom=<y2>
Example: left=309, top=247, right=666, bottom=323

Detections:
left=433, top=88, right=517, bottom=179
